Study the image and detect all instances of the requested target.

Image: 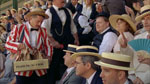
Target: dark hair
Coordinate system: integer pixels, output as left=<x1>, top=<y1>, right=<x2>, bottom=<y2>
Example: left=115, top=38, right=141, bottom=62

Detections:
left=80, top=55, right=100, bottom=70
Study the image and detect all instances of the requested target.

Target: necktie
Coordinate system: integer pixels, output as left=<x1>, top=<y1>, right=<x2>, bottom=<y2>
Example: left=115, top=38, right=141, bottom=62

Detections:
left=58, top=7, right=65, bottom=10
left=31, top=28, right=39, bottom=31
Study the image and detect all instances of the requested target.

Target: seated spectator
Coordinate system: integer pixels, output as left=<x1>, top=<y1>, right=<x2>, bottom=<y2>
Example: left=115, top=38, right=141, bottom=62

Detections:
left=109, top=14, right=136, bottom=53
left=72, top=45, right=102, bottom=84
left=92, top=12, right=117, bottom=54
left=59, top=44, right=84, bottom=84
left=95, top=53, right=134, bottom=84
left=120, top=5, right=150, bottom=84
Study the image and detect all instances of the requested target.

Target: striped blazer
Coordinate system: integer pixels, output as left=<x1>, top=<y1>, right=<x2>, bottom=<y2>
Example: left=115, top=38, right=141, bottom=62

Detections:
left=5, top=23, right=53, bottom=77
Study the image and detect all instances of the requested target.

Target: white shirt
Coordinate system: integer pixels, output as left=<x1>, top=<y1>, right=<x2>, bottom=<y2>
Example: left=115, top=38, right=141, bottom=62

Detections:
left=73, top=12, right=92, bottom=34
left=113, top=32, right=134, bottom=52
left=86, top=71, right=96, bottom=84
left=98, top=27, right=118, bottom=54
left=66, top=67, right=75, bottom=77
left=42, top=5, right=77, bottom=36
left=124, top=80, right=129, bottom=84
left=81, top=5, right=92, bottom=19
left=26, top=22, right=39, bottom=48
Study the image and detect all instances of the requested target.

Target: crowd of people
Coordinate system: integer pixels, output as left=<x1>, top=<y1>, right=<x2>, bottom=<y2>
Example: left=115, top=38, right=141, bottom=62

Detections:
left=0, top=0, right=150, bottom=84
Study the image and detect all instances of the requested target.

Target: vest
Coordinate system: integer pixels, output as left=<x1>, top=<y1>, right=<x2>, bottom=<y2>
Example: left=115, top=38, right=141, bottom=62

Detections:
left=93, top=27, right=116, bottom=49
left=50, top=7, right=74, bottom=49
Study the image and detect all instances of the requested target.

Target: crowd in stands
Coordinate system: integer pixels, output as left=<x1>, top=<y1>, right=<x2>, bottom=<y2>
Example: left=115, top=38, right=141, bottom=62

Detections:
left=0, top=0, right=150, bottom=84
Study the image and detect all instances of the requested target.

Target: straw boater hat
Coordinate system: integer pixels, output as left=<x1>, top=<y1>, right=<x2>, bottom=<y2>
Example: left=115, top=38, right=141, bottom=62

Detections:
left=71, top=45, right=101, bottom=59
left=109, top=14, right=136, bottom=32
left=94, top=53, right=134, bottom=70
left=26, top=8, right=49, bottom=19
left=135, top=5, right=150, bottom=22
left=63, top=44, right=78, bottom=53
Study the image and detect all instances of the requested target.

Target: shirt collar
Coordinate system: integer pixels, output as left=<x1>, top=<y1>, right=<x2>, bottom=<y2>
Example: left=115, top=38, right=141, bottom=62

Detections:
left=87, top=71, right=96, bottom=84
left=26, top=22, right=32, bottom=31
left=124, top=79, right=129, bottom=84
left=66, top=67, right=75, bottom=75
left=100, top=27, right=110, bottom=34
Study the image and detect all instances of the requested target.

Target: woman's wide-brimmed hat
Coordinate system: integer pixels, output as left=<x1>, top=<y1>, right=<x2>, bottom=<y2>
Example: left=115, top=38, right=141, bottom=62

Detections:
left=63, top=44, right=78, bottom=53
left=109, top=14, right=136, bottom=32
left=95, top=53, right=134, bottom=71
left=135, top=5, right=150, bottom=22
left=71, top=45, right=101, bottom=59
left=26, top=8, right=49, bottom=19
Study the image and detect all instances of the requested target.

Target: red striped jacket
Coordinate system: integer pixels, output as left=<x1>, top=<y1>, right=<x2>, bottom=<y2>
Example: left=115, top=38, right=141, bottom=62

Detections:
left=5, top=23, right=53, bottom=77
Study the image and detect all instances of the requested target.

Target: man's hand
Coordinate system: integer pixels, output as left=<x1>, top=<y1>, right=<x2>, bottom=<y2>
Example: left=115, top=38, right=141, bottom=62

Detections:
left=133, top=77, right=144, bottom=84
left=138, top=55, right=150, bottom=65
left=18, top=43, right=26, bottom=50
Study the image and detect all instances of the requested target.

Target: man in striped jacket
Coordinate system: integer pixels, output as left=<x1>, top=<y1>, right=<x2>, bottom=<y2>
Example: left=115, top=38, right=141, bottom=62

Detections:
left=5, top=8, right=53, bottom=84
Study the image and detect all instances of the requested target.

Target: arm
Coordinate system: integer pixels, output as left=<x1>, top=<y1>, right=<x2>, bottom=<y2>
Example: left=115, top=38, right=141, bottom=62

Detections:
left=99, top=32, right=117, bottom=54
left=42, top=28, right=53, bottom=61
left=68, top=9, right=79, bottom=45
left=78, top=15, right=92, bottom=34
left=5, top=24, right=25, bottom=53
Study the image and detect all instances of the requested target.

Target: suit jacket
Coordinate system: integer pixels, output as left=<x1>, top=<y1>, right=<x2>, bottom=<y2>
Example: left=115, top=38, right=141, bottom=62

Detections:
left=120, top=32, right=150, bottom=84
left=5, top=23, right=53, bottom=77
left=60, top=68, right=84, bottom=84
left=81, top=71, right=103, bottom=84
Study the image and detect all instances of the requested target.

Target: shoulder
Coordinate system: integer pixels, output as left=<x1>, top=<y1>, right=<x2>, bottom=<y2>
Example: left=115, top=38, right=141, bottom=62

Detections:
left=104, top=32, right=117, bottom=37
left=134, top=32, right=147, bottom=39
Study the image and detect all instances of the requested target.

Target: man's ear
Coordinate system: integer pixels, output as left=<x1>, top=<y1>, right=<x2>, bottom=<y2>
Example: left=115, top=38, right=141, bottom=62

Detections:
left=118, top=70, right=126, bottom=80
left=85, top=62, right=91, bottom=69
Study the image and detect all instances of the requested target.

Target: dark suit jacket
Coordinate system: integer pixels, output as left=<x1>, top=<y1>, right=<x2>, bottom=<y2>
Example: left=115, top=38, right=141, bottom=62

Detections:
left=60, top=68, right=85, bottom=84
left=81, top=71, right=103, bottom=84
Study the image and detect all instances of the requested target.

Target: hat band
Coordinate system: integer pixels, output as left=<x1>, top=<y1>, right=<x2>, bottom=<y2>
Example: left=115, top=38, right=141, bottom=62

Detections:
left=101, top=58, right=130, bottom=67
left=76, top=49, right=98, bottom=53
left=68, top=47, right=76, bottom=52
left=140, top=9, right=150, bottom=15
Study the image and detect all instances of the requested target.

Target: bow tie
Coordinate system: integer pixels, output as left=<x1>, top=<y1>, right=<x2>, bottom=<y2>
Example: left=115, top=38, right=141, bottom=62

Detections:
left=58, top=7, right=65, bottom=10
left=31, top=28, right=39, bottom=31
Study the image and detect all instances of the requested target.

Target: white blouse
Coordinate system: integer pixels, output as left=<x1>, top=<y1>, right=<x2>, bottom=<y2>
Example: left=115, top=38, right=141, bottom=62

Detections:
left=113, top=32, right=134, bottom=53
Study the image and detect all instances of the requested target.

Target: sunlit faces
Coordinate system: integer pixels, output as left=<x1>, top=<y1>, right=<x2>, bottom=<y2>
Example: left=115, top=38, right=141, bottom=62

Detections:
left=100, top=66, right=120, bottom=84
left=63, top=52, right=74, bottom=67
left=75, top=56, right=88, bottom=77
left=29, top=15, right=44, bottom=29
left=116, top=19, right=129, bottom=33
left=96, top=17, right=109, bottom=33
left=142, top=14, right=150, bottom=31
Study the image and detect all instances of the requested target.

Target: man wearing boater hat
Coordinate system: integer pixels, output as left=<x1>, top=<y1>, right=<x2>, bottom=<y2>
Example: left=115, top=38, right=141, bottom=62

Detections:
left=59, top=44, right=84, bottom=84
left=119, top=5, right=150, bottom=84
left=95, top=53, right=134, bottom=84
left=5, top=8, right=53, bottom=84
left=72, top=45, right=103, bottom=84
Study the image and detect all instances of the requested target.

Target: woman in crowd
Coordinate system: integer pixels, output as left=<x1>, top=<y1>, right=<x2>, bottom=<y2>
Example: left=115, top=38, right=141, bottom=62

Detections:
left=109, top=14, right=136, bottom=53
